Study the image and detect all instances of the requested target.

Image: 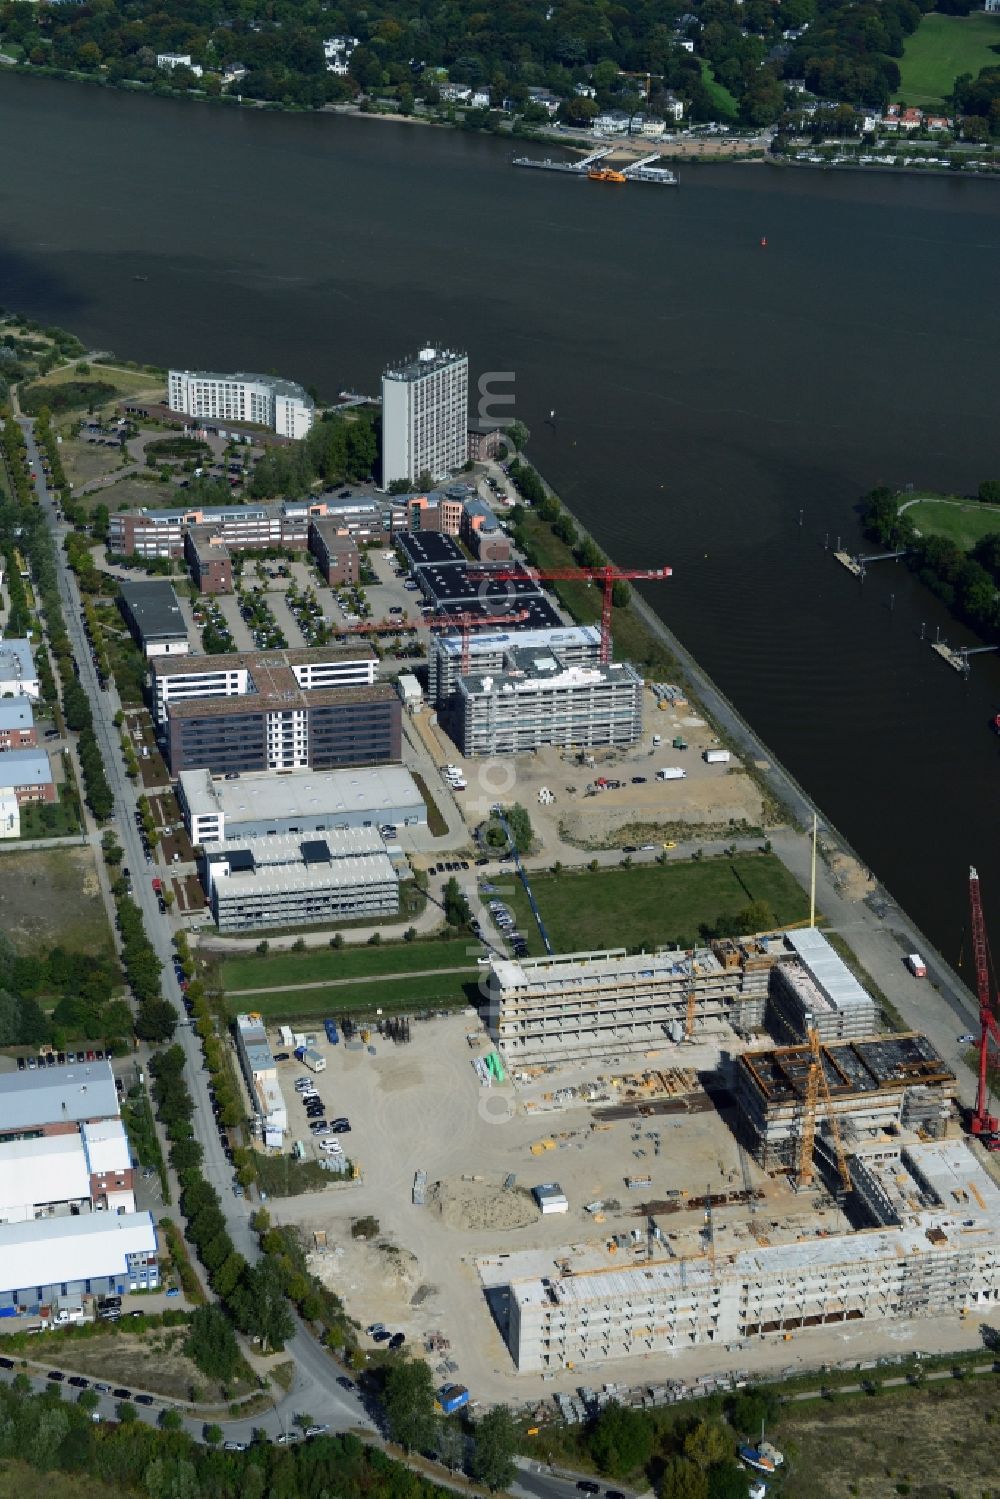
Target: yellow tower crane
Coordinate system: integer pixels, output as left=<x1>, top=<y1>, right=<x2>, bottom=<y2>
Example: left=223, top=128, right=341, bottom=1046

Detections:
left=796, top=1028, right=852, bottom=1195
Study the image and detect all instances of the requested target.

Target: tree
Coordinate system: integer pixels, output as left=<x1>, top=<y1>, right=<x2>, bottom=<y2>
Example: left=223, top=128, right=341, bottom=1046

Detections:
left=238, top=1256, right=294, bottom=1352
left=588, top=1401, right=654, bottom=1478
left=683, top=1419, right=730, bottom=1469
left=76, top=1387, right=99, bottom=1412
left=706, top=1462, right=751, bottom=1499
left=116, top=1400, right=137, bottom=1424
left=726, top=1385, right=779, bottom=1436
left=186, top=1303, right=241, bottom=1381
left=158, top=1407, right=183, bottom=1430
left=471, top=1404, right=518, bottom=1491
left=978, top=479, right=1000, bottom=505
left=443, top=876, right=471, bottom=927
left=383, top=1358, right=437, bottom=1452
left=660, top=1455, right=708, bottom=1499
left=436, top=1417, right=465, bottom=1471
left=507, top=420, right=530, bottom=451
left=203, top=1422, right=223, bottom=1446
left=736, top=899, right=775, bottom=933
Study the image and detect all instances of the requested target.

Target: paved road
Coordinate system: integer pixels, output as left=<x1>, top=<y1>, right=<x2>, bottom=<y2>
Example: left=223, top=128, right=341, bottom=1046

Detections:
left=18, top=413, right=373, bottom=1442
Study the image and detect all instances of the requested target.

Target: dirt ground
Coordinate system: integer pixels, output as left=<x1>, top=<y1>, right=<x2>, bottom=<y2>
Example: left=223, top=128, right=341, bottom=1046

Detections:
left=267, top=1012, right=1000, bottom=1408
left=99, top=476, right=184, bottom=511
left=427, top=686, right=767, bottom=852
left=0, top=847, right=110, bottom=953
left=35, top=1328, right=215, bottom=1401
left=61, top=439, right=126, bottom=488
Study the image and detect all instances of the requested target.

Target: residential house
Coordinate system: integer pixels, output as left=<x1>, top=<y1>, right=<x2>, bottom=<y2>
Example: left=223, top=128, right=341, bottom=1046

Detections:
left=156, top=53, right=203, bottom=78
left=323, top=36, right=359, bottom=75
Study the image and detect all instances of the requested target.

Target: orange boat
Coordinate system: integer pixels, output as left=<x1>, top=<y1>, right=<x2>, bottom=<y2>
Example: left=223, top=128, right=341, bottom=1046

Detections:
left=588, top=167, right=626, bottom=183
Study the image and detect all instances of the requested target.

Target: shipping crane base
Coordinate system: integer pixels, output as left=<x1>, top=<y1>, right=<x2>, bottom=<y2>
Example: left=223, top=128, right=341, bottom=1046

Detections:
left=968, top=865, right=1000, bottom=1151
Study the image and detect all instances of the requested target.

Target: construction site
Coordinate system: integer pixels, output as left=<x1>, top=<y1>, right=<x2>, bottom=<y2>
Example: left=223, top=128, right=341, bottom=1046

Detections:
left=473, top=874, right=1000, bottom=1378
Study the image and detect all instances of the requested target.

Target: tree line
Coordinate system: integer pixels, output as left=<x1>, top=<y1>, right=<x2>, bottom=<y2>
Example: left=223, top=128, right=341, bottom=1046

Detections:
left=862, top=485, right=1000, bottom=640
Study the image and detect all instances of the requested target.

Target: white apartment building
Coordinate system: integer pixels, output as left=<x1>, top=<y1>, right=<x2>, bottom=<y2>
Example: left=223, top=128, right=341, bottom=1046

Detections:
left=150, top=646, right=378, bottom=725
left=323, top=35, right=359, bottom=74
left=167, top=370, right=315, bottom=439
left=381, top=347, right=468, bottom=487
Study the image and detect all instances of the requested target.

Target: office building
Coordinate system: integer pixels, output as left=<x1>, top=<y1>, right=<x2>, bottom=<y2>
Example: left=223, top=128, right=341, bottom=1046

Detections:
left=768, top=927, right=879, bottom=1042
left=735, top=1032, right=956, bottom=1172
left=234, top=1012, right=287, bottom=1145
left=396, top=534, right=562, bottom=630
left=488, top=940, right=788, bottom=1064
left=0, top=748, right=55, bottom=806
left=461, top=496, right=512, bottom=562
left=382, top=347, right=468, bottom=486
left=178, top=764, right=425, bottom=844
left=0, top=696, right=37, bottom=750
left=0, top=638, right=40, bottom=700
left=428, top=624, right=602, bottom=707
left=152, top=646, right=400, bottom=775
left=500, top=1139, right=1000, bottom=1373
left=0, top=1213, right=159, bottom=1313
left=168, top=369, right=315, bottom=439
left=309, top=519, right=361, bottom=586
left=185, top=526, right=233, bottom=594
left=0, top=1059, right=120, bottom=1141
left=455, top=648, right=644, bottom=757
left=118, top=580, right=189, bottom=658
left=204, top=830, right=399, bottom=932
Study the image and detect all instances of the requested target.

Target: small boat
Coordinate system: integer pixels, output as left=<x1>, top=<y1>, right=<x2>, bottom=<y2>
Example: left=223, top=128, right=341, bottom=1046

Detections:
left=588, top=167, right=626, bottom=183
left=993, top=712, right=1000, bottom=734
left=738, top=1446, right=776, bottom=1475
left=760, top=236, right=767, bottom=247
left=132, top=275, right=149, bottom=282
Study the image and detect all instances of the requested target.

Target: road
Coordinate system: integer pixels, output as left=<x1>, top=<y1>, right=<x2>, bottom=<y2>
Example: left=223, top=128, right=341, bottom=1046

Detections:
left=17, top=413, right=374, bottom=1442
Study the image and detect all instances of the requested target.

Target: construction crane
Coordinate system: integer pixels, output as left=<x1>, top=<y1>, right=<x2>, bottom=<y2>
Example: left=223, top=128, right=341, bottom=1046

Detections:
left=685, top=987, right=697, bottom=1040
left=480, top=564, right=672, bottom=664
left=703, top=1183, right=716, bottom=1274
left=796, top=1028, right=852, bottom=1195
left=969, top=865, right=1000, bottom=1149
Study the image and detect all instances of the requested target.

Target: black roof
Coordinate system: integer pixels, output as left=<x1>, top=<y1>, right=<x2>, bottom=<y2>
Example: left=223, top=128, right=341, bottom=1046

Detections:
left=118, top=580, right=187, bottom=642
left=226, top=849, right=255, bottom=873
left=301, top=838, right=333, bottom=864
left=397, top=532, right=465, bottom=569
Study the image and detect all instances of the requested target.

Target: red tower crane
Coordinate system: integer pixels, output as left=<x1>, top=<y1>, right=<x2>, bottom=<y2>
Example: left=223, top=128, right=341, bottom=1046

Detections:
left=481, top=564, right=672, bottom=664
left=968, top=864, right=1000, bottom=1149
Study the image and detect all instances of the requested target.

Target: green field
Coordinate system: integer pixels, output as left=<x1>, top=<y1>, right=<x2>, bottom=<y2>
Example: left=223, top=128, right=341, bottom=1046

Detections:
left=221, top=935, right=480, bottom=993
left=906, top=495, right=1000, bottom=551
left=895, top=11, right=1000, bottom=106
left=225, top=970, right=478, bottom=1020
left=497, top=853, right=808, bottom=955
left=699, top=58, right=738, bottom=119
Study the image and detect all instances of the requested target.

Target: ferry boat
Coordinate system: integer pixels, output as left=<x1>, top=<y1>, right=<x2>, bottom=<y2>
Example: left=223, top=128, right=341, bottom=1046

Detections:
left=588, top=166, right=626, bottom=183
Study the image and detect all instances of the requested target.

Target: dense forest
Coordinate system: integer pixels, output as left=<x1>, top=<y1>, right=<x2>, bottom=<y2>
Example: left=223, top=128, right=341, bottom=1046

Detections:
left=0, top=0, right=977, bottom=125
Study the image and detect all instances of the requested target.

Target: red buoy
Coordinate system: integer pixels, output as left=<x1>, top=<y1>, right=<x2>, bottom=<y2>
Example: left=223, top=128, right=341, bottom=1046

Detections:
left=760, top=236, right=767, bottom=247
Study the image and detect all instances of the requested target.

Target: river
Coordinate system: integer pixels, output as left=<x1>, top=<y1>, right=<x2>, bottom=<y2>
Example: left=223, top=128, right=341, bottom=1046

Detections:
left=3, top=72, right=999, bottom=962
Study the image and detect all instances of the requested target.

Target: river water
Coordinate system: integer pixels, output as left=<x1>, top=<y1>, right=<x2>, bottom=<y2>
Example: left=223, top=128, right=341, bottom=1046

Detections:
left=3, top=73, right=1000, bottom=960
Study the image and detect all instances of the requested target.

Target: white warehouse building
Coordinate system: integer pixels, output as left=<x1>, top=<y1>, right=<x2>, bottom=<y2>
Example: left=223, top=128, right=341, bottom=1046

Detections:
left=168, top=369, right=315, bottom=439
left=178, top=764, right=426, bottom=845
left=204, top=829, right=399, bottom=932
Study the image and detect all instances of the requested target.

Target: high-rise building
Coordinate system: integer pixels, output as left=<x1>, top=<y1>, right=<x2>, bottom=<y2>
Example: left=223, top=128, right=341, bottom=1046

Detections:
left=381, top=347, right=468, bottom=487
left=167, top=370, right=315, bottom=439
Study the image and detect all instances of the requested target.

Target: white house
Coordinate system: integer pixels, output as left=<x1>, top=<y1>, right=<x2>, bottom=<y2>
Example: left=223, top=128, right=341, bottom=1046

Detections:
left=156, top=53, right=203, bottom=78
left=661, top=92, right=685, bottom=122
left=323, top=36, right=359, bottom=75
left=594, top=109, right=631, bottom=135
left=470, top=89, right=491, bottom=109
left=441, top=83, right=472, bottom=102
left=222, top=63, right=247, bottom=87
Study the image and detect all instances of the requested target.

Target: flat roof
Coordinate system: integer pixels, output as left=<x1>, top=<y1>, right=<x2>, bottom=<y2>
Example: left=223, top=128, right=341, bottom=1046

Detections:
left=397, top=532, right=466, bottom=568
left=461, top=659, right=641, bottom=697
left=210, top=828, right=397, bottom=896
left=786, top=927, right=873, bottom=1011
left=491, top=946, right=723, bottom=992
left=0, top=1059, right=119, bottom=1132
left=82, top=1119, right=131, bottom=1176
left=435, top=625, right=601, bottom=661
left=179, top=765, right=424, bottom=825
left=152, top=644, right=376, bottom=682
left=168, top=679, right=396, bottom=720
left=738, top=1032, right=954, bottom=1104
left=0, top=696, right=35, bottom=731
left=383, top=347, right=466, bottom=382
left=0, top=638, right=36, bottom=682
left=0, top=748, right=52, bottom=786
left=0, top=1134, right=91, bottom=1213
left=505, top=1139, right=1000, bottom=1310
left=119, top=580, right=187, bottom=642
left=0, top=1212, right=157, bottom=1296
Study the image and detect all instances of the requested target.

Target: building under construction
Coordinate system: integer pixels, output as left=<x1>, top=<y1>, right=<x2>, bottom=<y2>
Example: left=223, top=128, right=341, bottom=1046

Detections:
left=488, top=936, right=787, bottom=1064
left=499, top=1138, right=1000, bottom=1372
left=768, top=927, right=878, bottom=1043
left=735, top=1032, right=956, bottom=1172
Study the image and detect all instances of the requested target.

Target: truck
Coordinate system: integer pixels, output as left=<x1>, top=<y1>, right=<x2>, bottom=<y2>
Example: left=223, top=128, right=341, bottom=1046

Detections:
left=437, top=1384, right=470, bottom=1415
left=656, top=767, right=686, bottom=782
left=703, top=749, right=731, bottom=764
left=906, top=953, right=928, bottom=978
left=151, top=878, right=163, bottom=893
left=303, top=1046, right=326, bottom=1073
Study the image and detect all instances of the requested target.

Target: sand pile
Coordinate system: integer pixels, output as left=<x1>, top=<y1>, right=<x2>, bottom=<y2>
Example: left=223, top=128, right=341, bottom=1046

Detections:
left=428, top=1179, right=538, bottom=1232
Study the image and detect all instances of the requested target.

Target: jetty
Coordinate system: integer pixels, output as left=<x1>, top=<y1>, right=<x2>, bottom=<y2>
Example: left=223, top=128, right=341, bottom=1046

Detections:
left=513, top=146, right=677, bottom=186
left=931, top=640, right=998, bottom=676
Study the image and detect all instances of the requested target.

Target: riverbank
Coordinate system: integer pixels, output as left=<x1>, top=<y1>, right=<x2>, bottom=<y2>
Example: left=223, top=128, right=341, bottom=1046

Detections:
left=509, top=451, right=978, bottom=1040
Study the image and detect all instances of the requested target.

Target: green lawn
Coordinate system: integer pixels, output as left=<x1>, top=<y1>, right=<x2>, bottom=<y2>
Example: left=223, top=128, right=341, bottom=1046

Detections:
left=895, top=12, right=1000, bottom=106
left=699, top=59, right=738, bottom=120
left=225, top=970, right=478, bottom=1020
left=221, top=935, right=479, bottom=992
left=905, top=495, right=1000, bottom=552
left=496, top=853, right=809, bottom=955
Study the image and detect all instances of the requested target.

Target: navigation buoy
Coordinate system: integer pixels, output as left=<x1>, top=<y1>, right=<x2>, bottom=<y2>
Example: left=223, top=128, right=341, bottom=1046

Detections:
left=760, top=236, right=767, bottom=247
